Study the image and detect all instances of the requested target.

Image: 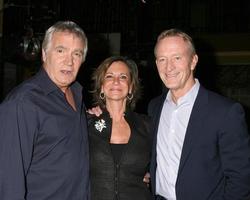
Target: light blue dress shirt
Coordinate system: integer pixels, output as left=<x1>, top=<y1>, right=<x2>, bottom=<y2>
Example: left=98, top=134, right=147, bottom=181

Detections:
left=156, top=79, right=200, bottom=199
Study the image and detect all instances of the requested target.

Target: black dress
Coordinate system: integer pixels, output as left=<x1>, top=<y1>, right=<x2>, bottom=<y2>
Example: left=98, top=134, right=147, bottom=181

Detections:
left=88, top=110, right=152, bottom=200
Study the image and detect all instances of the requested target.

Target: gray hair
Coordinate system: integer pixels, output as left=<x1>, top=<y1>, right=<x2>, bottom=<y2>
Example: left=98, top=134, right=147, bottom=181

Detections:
left=154, top=28, right=196, bottom=57
left=42, top=21, right=88, bottom=62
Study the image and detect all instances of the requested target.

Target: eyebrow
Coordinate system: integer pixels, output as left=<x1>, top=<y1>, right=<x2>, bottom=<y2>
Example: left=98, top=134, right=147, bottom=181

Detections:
left=55, top=45, right=66, bottom=49
left=105, top=72, right=129, bottom=75
left=54, top=46, right=83, bottom=54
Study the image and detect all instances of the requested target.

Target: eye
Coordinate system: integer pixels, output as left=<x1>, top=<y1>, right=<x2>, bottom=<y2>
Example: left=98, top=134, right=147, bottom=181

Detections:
left=174, top=56, right=181, bottom=60
left=120, top=74, right=128, bottom=80
left=56, top=48, right=64, bottom=53
left=157, top=57, right=167, bottom=64
left=105, top=74, right=113, bottom=79
left=73, top=51, right=83, bottom=58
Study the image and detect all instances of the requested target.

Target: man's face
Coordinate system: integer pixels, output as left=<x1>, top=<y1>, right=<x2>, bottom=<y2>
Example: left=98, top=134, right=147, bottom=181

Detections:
left=42, top=31, right=85, bottom=92
left=155, top=36, right=198, bottom=97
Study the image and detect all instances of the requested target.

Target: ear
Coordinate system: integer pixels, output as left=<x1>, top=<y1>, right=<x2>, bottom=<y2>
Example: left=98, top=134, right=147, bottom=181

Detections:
left=129, top=85, right=133, bottom=94
left=191, top=54, right=198, bottom=71
left=101, top=85, right=104, bottom=93
left=155, top=59, right=158, bottom=66
left=42, top=49, right=47, bottom=62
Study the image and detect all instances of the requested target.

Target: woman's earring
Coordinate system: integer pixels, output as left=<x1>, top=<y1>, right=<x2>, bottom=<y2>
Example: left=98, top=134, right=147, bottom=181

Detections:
left=100, top=92, right=105, bottom=100
left=127, top=93, right=133, bottom=101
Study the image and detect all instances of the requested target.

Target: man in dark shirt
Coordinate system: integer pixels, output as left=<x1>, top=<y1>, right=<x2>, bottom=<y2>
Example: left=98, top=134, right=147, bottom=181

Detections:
left=0, top=21, right=89, bottom=200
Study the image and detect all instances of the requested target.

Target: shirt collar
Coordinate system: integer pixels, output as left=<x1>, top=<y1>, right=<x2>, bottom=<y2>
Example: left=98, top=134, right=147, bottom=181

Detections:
left=166, top=79, right=200, bottom=106
left=34, top=67, right=83, bottom=96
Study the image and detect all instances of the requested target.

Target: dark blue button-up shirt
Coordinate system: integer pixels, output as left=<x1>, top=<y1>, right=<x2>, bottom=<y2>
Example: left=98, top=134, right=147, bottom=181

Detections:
left=0, top=68, right=89, bottom=200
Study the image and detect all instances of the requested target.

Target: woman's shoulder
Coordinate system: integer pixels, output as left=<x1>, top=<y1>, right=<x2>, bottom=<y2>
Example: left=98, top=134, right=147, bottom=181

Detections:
left=127, top=111, right=150, bottom=122
left=128, top=111, right=151, bottom=131
left=128, top=111, right=153, bottom=142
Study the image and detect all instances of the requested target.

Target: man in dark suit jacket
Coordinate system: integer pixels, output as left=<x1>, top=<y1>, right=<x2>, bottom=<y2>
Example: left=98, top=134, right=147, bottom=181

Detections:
left=148, top=28, right=250, bottom=200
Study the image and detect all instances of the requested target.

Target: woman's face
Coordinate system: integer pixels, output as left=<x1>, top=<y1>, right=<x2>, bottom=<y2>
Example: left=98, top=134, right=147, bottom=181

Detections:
left=102, top=61, right=132, bottom=103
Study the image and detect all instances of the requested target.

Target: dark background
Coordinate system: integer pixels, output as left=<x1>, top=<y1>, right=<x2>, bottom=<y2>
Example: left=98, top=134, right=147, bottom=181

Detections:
left=1, top=0, right=250, bottom=123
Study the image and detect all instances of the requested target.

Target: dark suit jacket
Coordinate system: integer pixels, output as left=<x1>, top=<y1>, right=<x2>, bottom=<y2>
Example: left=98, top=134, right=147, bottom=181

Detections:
left=148, top=85, right=250, bottom=200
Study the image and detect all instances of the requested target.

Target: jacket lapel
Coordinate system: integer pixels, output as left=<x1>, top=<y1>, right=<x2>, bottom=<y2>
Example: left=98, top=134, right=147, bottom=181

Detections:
left=177, top=86, right=209, bottom=176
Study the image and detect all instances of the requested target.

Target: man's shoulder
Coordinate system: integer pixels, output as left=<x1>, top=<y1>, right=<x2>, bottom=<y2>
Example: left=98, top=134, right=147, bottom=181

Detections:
left=198, top=87, right=244, bottom=117
left=148, top=93, right=166, bottom=108
left=201, top=87, right=237, bottom=107
left=150, top=93, right=166, bottom=103
left=3, top=75, right=43, bottom=103
left=0, top=77, right=42, bottom=114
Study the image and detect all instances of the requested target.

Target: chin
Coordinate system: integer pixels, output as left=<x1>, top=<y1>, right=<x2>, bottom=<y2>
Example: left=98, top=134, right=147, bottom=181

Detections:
left=165, top=84, right=179, bottom=90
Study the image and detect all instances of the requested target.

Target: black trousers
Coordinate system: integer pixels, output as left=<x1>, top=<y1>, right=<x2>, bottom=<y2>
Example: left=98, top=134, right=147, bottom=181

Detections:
left=155, top=195, right=167, bottom=200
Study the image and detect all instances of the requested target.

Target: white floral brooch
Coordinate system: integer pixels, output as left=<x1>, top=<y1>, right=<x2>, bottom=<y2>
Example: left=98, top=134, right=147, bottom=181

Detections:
left=94, top=119, right=107, bottom=133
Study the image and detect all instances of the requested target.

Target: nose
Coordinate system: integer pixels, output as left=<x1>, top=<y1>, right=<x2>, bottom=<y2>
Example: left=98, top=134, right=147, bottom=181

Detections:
left=166, top=60, right=175, bottom=72
left=64, top=53, right=73, bottom=65
left=113, top=76, right=120, bottom=84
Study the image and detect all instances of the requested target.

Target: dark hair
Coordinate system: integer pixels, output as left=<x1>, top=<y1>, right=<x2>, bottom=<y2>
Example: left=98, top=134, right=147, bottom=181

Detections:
left=91, top=56, right=141, bottom=110
left=154, top=28, right=196, bottom=57
left=42, top=21, right=88, bottom=62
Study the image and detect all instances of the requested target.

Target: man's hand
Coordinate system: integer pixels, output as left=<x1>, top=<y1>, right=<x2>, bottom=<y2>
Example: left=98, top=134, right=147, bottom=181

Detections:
left=143, top=172, right=150, bottom=187
left=87, top=106, right=103, bottom=117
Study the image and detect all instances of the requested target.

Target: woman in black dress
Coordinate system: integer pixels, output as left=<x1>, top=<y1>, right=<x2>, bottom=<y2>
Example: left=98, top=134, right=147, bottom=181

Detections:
left=88, top=56, right=152, bottom=200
